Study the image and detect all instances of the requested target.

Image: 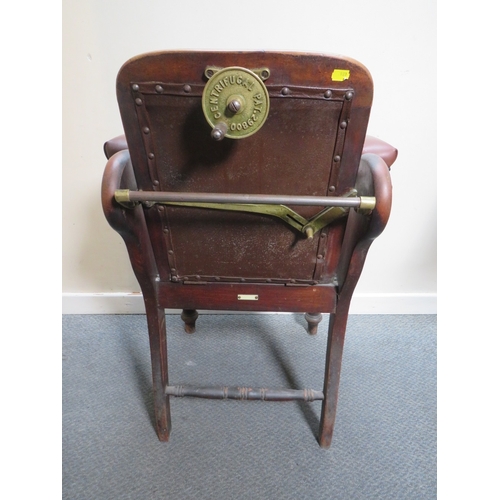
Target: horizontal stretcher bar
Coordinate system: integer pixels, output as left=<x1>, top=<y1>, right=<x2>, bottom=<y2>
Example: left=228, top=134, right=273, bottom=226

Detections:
left=165, top=385, right=324, bottom=402
left=115, top=189, right=376, bottom=209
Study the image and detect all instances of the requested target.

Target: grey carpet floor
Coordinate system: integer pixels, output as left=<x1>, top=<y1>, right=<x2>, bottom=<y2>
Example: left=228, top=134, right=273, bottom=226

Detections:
left=62, top=314, right=436, bottom=500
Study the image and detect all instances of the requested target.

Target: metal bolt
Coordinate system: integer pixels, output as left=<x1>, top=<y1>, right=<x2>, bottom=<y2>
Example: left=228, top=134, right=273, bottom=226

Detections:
left=228, top=99, right=241, bottom=113
left=345, top=91, right=354, bottom=100
left=132, top=84, right=139, bottom=91
left=153, top=180, right=159, bottom=186
left=329, top=185, right=336, bottom=192
left=143, top=127, right=150, bottom=134
left=155, top=85, right=164, bottom=93
left=324, top=90, right=333, bottom=98
left=340, top=121, right=347, bottom=129
left=148, top=153, right=155, bottom=159
left=212, top=129, right=223, bottom=140
left=135, top=98, right=143, bottom=106
left=183, top=84, right=192, bottom=93
left=334, top=155, right=341, bottom=162
left=281, top=87, right=290, bottom=96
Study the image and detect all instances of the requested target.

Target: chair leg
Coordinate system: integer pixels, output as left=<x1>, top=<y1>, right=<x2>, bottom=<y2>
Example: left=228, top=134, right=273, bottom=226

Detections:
left=318, top=304, right=349, bottom=448
left=305, top=312, right=322, bottom=335
left=181, top=309, right=199, bottom=334
left=145, top=301, right=171, bottom=441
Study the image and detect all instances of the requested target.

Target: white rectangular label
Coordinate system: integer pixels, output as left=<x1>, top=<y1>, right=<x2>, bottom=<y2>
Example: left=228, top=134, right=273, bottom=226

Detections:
left=237, top=294, right=259, bottom=301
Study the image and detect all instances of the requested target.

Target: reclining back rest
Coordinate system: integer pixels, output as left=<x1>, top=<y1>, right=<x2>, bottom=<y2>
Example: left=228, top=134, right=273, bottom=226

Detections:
left=115, top=51, right=373, bottom=285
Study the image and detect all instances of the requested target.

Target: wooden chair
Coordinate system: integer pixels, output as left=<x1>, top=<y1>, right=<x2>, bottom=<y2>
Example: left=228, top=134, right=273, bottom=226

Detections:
left=101, top=51, right=396, bottom=448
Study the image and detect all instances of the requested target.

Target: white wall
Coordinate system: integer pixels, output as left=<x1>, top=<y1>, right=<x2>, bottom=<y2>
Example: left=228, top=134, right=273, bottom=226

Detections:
left=62, top=0, right=436, bottom=313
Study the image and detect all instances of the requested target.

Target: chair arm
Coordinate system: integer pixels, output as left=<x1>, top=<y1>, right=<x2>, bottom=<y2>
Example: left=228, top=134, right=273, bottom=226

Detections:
left=103, top=134, right=128, bottom=159
left=101, top=150, right=138, bottom=232
left=335, top=153, right=392, bottom=294
left=358, top=153, right=393, bottom=242
left=361, top=136, right=398, bottom=169
left=101, top=150, right=160, bottom=286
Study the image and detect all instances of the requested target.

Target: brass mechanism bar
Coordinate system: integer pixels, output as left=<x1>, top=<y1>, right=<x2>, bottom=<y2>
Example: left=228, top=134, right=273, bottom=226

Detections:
left=165, top=385, right=324, bottom=402
left=115, top=189, right=376, bottom=210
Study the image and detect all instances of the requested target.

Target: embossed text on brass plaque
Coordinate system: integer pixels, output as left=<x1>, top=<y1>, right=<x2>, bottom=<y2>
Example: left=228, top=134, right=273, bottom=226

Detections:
left=202, top=66, right=270, bottom=139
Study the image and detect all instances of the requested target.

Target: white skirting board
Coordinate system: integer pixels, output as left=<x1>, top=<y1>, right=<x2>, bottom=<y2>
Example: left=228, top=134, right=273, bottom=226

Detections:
left=62, top=292, right=437, bottom=315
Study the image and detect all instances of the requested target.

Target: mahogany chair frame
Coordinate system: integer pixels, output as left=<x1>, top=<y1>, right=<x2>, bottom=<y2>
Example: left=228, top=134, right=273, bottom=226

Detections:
left=101, top=51, right=396, bottom=448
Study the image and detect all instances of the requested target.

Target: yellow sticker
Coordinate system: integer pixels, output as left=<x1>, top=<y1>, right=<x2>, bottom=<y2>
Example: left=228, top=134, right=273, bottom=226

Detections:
left=331, top=69, right=350, bottom=82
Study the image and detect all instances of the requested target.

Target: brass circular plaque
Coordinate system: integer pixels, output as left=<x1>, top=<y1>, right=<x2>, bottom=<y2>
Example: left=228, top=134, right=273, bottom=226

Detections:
left=202, top=66, right=270, bottom=139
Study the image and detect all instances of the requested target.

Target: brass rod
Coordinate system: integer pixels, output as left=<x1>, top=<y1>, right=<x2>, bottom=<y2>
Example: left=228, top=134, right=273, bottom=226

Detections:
left=117, top=189, right=373, bottom=208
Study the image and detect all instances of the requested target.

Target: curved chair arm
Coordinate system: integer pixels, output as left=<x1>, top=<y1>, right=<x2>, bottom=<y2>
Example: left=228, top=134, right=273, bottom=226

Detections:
left=103, top=133, right=398, bottom=168
left=103, top=134, right=128, bottom=160
left=101, top=150, right=159, bottom=288
left=336, top=153, right=393, bottom=294
left=362, top=136, right=398, bottom=169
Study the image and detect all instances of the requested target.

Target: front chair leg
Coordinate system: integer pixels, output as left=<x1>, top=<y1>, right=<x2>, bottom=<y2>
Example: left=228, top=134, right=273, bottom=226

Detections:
left=318, top=305, right=349, bottom=448
left=145, top=301, right=171, bottom=441
left=305, top=312, right=323, bottom=335
left=181, top=309, right=199, bottom=334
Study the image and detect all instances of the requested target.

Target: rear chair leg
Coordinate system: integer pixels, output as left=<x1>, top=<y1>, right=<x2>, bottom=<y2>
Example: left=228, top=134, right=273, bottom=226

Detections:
left=145, top=301, right=171, bottom=441
left=318, top=305, right=349, bottom=448
left=181, top=309, right=199, bottom=334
